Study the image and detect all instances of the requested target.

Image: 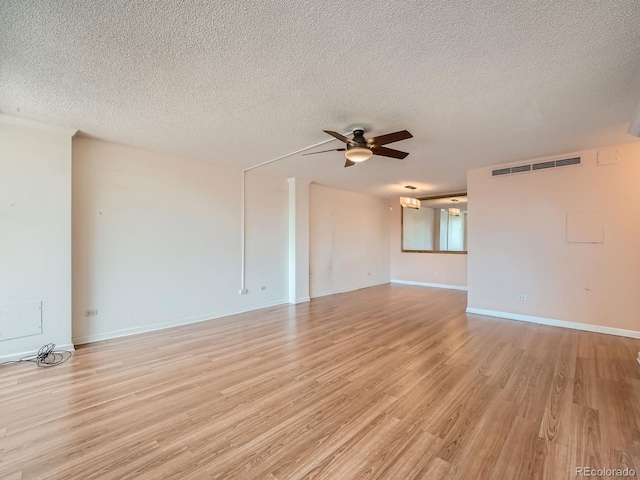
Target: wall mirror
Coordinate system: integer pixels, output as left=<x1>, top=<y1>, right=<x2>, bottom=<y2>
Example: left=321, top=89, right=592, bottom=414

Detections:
left=401, top=193, right=467, bottom=253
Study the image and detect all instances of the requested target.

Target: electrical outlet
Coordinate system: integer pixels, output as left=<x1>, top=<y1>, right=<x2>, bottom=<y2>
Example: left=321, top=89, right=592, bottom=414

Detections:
left=260, top=286, right=266, bottom=291
left=85, top=309, right=98, bottom=317
left=517, top=295, right=527, bottom=300
left=239, top=289, right=248, bottom=295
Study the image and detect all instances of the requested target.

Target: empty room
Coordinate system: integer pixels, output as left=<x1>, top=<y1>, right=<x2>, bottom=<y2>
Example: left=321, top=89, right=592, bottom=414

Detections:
left=1, top=1, right=640, bottom=479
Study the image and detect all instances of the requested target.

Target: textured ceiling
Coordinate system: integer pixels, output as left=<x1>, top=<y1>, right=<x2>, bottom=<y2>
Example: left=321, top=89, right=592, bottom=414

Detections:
left=2, top=0, right=640, bottom=197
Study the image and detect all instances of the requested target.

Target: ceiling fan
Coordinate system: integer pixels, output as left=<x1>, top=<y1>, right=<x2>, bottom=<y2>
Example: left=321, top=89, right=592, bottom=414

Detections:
left=303, top=128, right=413, bottom=167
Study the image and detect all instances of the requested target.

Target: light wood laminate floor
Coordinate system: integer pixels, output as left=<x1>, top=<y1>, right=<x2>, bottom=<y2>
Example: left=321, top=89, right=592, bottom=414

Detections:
left=2, top=284, right=639, bottom=479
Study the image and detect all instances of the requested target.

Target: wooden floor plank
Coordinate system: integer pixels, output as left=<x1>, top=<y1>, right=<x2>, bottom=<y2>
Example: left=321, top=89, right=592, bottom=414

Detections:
left=489, top=415, right=539, bottom=480
left=0, top=284, right=638, bottom=479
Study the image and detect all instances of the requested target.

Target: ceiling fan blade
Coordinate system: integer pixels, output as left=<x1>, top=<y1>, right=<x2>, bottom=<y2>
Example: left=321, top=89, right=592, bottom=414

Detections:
left=323, top=130, right=354, bottom=144
left=371, top=146, right=409, bottom=159
left=344, top=159, right=356, bottom=168
left=302, top=148, right=346, bottom=156
left=368, top=130, right=413, bottom=146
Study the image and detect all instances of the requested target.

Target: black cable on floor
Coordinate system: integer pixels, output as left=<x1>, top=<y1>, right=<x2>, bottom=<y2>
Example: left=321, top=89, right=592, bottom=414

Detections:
left=0, top=343, right=73, bottom=368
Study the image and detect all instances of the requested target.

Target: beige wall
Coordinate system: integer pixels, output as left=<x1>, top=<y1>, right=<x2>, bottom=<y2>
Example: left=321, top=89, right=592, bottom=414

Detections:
left=390, top=198, right=468, bottom=288
left=245, top=169, right=289, bottom=304
left=467, top=142, right=640, bottom=333
left=0, top=122, right=73, bottom=358
left=72, top=138, right=289, bottom=343
left=309, top=184, right=390, bottom=298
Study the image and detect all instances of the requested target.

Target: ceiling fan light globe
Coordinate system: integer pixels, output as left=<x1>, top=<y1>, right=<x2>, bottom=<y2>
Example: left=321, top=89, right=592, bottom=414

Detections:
left=344, top=147, right=373, bottom=163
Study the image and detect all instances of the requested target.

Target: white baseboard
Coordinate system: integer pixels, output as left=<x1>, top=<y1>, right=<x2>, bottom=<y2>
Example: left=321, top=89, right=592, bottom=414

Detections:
left=0, top=343, right=75, bottom=364
left=466, top=307, right=640, bottom=339
left=290, top=296, right=311, bottom=304
left=72, top=299, right=288, bottom=345
left=391, top=279, right=468, bottom=291
left=310, top=280, right=390, bottom=299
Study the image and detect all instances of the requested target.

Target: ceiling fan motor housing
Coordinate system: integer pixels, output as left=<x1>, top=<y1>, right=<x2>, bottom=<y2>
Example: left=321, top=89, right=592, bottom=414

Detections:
left=351, top=128, right=367, bottom=146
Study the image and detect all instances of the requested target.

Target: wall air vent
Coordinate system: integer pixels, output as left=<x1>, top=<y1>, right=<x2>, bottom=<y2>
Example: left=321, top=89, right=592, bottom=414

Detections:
left=532, top=160, right=555, bottom=171
left=491, top=167, right=512, bottom=176
left=510, top=165, right=531, bottom=173
left=555, top=157, right=580, bottom=167
left=492, top=157, right=581, bottom=177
